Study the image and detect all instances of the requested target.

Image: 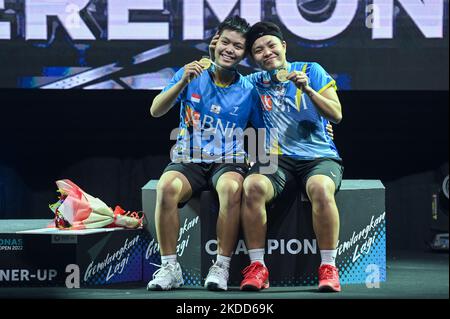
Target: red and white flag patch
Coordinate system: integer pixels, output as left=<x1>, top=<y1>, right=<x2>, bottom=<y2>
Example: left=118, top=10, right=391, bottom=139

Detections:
left=191, top=93, right=201, bottom=103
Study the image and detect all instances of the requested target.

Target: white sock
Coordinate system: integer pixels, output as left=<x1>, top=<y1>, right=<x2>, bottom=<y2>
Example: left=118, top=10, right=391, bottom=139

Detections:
left=161, top=254, right=177, bottom=266
left=248, top=248, right=265, bottom=266
left=320, top=250, right=337, bottom=267
left=216, top=255, right=231, bottom=270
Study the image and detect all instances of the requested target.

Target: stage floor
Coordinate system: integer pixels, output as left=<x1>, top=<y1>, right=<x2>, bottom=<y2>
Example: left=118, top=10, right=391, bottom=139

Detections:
left=0, top=250, right=447, bottom=299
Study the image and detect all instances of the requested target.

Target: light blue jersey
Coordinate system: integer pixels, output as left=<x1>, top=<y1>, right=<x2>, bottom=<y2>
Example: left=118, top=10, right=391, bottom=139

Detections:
left=245, top=62, right=341, bottom=160
left=163, top=67, right=262, bottom=163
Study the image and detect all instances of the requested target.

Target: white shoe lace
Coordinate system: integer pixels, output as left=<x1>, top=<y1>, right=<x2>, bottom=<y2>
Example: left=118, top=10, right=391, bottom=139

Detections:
left=150, top=262, right=176, bottom=280
left=207, top=261, right=228, bottom=281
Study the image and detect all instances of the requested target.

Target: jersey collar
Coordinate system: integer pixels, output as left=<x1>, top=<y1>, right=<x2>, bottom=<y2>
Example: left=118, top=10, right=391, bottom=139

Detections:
left=208, top=67, right=242, bottom=88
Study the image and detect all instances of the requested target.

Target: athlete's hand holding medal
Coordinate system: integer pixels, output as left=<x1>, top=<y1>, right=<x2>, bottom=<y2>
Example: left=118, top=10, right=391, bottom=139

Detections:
left=179, top=32, right=223, bottom=85
left=182, top=59, right=208, bottom=84
left=182, top=56, right=220, bottom=84
left=286, top=70, right=311, bottom=92
left=276, top=68, right=311, bottom=92
left=275, top=67, right=314, bottom=110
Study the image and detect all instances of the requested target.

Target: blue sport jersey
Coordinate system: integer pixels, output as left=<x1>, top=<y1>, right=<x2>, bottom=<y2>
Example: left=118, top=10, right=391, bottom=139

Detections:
left=245, top=61, right=341, bottom=160
left=162, top=67, right=263, bottom=163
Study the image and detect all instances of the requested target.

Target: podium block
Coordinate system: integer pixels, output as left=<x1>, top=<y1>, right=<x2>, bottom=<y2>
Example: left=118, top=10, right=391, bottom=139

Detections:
left=141, top=180, right=203, bottom=286
left=142, top=180, right=386, bottom=287
left=0, top=220, right=144, bottom=287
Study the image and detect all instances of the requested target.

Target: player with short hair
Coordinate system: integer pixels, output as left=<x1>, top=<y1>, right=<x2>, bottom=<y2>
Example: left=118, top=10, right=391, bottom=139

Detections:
left=147, top=16, right=262, bottom=291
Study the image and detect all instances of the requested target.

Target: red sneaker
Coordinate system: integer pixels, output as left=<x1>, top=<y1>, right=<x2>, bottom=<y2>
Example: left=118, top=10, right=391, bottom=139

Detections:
left=240, top=262, right=270, bottom=291
left=318, top=264, right=341, bottom=292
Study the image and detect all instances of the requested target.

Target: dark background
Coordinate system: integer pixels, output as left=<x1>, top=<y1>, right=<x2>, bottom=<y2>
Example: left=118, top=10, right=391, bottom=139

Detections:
left=0, top=89, right=448, bottom=252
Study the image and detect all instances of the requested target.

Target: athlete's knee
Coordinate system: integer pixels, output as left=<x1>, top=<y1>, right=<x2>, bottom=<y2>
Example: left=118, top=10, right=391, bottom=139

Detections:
left=307, top=181, right=335, bottom=209
left=216, top=178, right=242, bottom=205
left=156, top=178, right=183, bottom=206
left=243, top=175, right=271, bottom=202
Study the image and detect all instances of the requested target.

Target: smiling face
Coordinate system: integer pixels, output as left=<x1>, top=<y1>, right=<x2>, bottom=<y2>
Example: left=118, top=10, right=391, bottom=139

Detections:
left=251, top=35, right=287, bottom=71
left=214, top=29, right=246, bottom=69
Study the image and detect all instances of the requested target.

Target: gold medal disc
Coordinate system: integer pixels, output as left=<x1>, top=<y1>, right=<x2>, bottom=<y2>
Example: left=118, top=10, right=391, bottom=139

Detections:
left=199, top=58, right=212, bottom=70
left=276, top=68, right=288, bottom=82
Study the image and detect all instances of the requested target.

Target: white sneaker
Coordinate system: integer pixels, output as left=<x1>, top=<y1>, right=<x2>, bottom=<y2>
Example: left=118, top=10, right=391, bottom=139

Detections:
left=204, top=261, right=229, bottom=291
left=147, top=262, right=184, bottom=291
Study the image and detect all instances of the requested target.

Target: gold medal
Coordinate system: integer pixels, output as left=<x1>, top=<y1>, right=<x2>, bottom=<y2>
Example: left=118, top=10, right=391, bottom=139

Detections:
left=199, top=57, right=212, bottom=70
left=276, top=68, right=288, bottom=82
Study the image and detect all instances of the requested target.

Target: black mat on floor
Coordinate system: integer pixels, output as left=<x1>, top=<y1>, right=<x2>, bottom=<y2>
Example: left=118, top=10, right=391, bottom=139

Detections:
left=0, top=251, right=447, bottom=300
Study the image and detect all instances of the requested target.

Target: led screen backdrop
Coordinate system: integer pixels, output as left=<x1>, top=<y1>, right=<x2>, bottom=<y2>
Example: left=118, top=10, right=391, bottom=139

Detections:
left=0, top=0, right=448, bottom=90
